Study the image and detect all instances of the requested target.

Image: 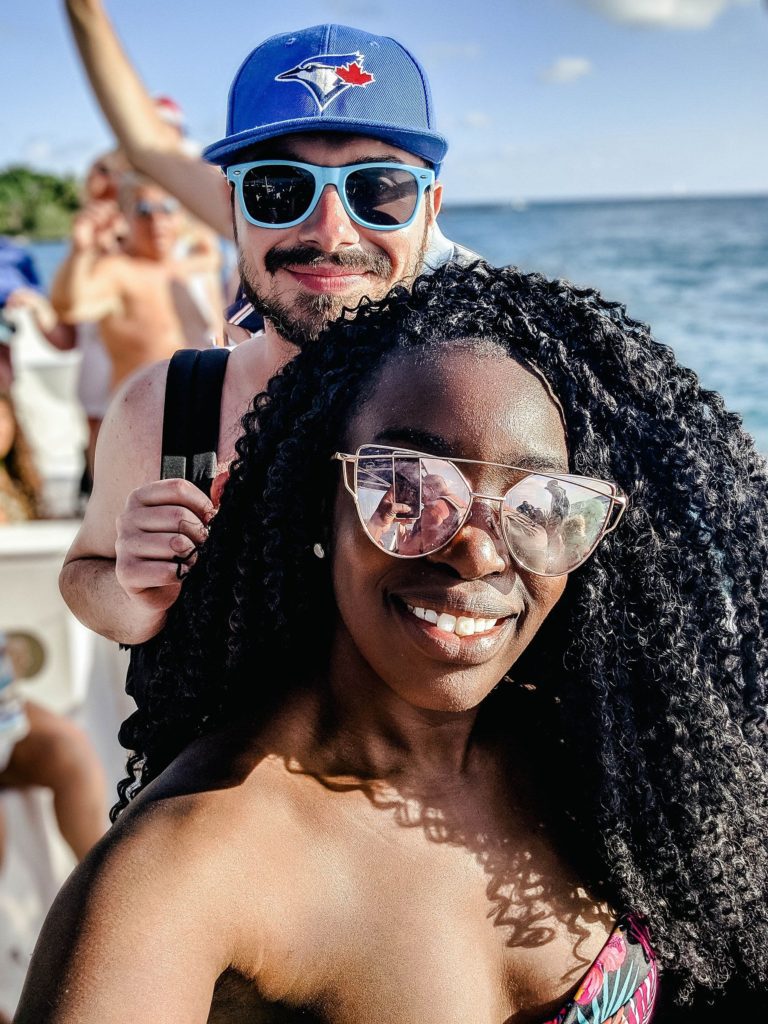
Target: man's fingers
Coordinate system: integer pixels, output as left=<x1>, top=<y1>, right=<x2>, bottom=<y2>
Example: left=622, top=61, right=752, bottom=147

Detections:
left=117, top=505, right=209, bottom=546
left=116, top=530, right=199, bottom=563
left=125, top=478, right=215, bottom=522
left=114, top=479, right=216, bottom=602
left=115, top=548, right=201, bottom=595
left=118, top=565, right=188, bottom=598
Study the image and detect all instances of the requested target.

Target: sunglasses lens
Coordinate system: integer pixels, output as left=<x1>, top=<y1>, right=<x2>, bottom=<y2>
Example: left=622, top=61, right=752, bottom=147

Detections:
left=501, top=475, right=614, bottom=575
left=135, top=199, right=179, bottom=217
left=345, top=167, right=420, bottom=227
left=355, top=447, right=470, bottom=557
left=241, top=165, right=316, bottom=225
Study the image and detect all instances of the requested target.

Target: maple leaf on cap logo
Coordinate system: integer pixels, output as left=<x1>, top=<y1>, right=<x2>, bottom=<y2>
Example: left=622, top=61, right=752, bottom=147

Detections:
left=335, top=62, right=375, bottom=86
left=275, top=52, right=375, bottom=111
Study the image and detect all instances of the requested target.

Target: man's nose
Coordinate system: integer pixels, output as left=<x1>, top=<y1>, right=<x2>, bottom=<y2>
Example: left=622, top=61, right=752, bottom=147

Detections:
left=427, top=500, right=509, bottom=580
left=296, top=185, right=360, bottom=250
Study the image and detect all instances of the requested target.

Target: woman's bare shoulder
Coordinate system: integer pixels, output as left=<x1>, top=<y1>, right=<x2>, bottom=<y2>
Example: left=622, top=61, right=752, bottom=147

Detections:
left=125, top=722, right=308, bottom=844
left=14, top=757, right=257, bottom=1023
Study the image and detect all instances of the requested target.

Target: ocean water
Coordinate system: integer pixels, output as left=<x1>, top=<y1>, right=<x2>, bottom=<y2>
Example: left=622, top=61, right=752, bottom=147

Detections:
left=439, top=196, right=768, bottom=453
left=29, top=194, right=768, bottom=451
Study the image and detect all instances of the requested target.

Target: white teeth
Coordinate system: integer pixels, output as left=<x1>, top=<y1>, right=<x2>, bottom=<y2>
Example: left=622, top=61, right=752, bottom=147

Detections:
left=436, top=612, right=457, bottom=633
left=405, top=603, right=501, bottom=635
left=476, top=618, right=498, bottom=631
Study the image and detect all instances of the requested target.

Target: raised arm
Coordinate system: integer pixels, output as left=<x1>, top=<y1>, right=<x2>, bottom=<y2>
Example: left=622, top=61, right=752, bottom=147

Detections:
left=64, top=0, right=233, bottom=238
left=59, top=361, right=214, bottom=644
left=50, top=203, right=123, bottom=324
left=14, top=800, right=232, bottom=1023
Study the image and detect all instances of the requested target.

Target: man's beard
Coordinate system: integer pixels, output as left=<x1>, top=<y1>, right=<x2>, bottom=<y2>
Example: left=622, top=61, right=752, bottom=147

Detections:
left=238, top=223, right=429, bottom=348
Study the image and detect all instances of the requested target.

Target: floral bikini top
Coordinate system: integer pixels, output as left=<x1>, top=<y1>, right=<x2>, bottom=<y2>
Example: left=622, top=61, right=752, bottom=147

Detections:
left=544, top=914, right=658, bottom=1024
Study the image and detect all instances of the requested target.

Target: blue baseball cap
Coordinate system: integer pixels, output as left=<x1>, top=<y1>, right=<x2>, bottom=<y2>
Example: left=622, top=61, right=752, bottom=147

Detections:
left=202, top=24, right=448, bottom=174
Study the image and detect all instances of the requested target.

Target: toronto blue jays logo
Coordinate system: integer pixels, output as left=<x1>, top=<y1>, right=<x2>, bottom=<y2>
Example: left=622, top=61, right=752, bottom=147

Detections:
left=275, top=52, right=376, bottom=112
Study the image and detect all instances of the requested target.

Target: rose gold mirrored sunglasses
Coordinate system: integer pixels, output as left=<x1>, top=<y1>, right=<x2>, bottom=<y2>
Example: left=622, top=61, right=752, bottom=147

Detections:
left=333, top=445, right=626, bottom=577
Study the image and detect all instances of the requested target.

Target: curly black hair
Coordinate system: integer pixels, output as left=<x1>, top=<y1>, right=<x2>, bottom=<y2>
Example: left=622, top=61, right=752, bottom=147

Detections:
left=116, top=261, right=767, bottom=1011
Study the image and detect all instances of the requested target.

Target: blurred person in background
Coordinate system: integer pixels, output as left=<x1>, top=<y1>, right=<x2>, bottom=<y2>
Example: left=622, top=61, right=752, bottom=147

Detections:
left=0, top=631, right=107, bottom=867
left=8, top=139, right=221, bottom=487
left=50, top=170, right=222, bottom=394
left=0, top=397, right=107, bottom=868
left=6, top=149, right=127, bottom=486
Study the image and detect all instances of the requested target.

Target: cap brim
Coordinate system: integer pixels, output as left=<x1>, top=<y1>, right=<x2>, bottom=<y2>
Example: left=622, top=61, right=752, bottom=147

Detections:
left=202, top=116, right=448, bottom=170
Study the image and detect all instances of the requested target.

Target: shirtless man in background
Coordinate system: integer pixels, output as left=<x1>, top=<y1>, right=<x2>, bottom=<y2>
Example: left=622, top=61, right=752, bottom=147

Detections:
left=51, top=174, right=222, bottom=392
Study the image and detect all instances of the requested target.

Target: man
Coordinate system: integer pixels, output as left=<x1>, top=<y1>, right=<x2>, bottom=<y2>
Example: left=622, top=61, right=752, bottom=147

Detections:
left=51, top=174, right=222, bottom=393
left=60, top=7, right=472, bottom=649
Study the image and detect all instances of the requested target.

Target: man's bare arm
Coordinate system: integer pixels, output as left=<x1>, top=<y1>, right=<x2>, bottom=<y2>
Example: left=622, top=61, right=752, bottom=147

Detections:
left=64, top=0, right=233, bottom=238
left=60, top=362, right=213, bottom=645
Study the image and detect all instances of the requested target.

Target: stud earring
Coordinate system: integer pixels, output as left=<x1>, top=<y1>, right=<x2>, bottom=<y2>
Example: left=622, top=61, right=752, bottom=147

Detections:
left=312, top=542, right=325, bottom=559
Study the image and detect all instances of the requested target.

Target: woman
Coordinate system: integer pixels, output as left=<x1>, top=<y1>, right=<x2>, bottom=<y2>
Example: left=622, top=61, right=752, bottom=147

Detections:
left=17, top=263, right=767, bottom=1022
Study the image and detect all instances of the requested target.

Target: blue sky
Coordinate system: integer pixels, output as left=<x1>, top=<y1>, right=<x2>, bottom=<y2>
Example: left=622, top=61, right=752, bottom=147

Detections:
left=1, top=0, right=766, bottom=201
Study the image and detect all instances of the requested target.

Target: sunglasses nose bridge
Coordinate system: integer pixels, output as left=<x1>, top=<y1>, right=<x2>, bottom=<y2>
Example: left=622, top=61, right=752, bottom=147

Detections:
left=466, top=494, right=507, bottom=539
left=298, top=179, right=360, bottom=243
left=433, top=492, right=509, bottom=568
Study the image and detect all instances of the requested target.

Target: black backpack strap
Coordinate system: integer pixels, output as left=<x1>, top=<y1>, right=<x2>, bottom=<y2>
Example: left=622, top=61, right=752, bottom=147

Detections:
left=126, top=346, right=230, bottom=709
left=160, top=347, right=230, bottom=497
left=160, top=349, right=196, bottom=482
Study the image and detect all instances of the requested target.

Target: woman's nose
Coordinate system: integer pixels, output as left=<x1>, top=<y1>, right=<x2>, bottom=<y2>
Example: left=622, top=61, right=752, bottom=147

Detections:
left=427, top=499, right=509, bottom=579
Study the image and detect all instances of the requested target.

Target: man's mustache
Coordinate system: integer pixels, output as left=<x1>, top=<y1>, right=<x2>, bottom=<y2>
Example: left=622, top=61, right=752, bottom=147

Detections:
left=264, top=245, right=392, bottom=278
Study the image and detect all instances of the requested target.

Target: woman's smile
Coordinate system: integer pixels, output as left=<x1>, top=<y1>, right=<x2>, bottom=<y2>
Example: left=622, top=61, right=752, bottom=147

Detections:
left=392, top=595, right=521, bottom=665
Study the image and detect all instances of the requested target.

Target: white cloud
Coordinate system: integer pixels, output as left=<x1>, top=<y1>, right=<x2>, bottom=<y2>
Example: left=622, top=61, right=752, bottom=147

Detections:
left=540, top=57, right=593, bottom=84
left=573, top=0, right=754, bottom=29
left=424, top=42, right=482, bottom=63
left=13, top=135, right=107, bottom=176
left=462, top=110, right=492, bottom=129
left=21, top=138, right=53, bottom=166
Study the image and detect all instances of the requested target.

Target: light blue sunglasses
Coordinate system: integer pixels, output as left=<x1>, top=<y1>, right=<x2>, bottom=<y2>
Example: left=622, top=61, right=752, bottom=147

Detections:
left=226, top=160, right=435, bottom=232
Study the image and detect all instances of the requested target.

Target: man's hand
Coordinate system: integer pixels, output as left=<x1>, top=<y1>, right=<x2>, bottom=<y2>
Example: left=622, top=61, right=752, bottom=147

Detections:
left=115, top=478, right=215, bottom=612
left=71, top=200, right=120, bottom=253
left=5, top=288, right=58, bottom=334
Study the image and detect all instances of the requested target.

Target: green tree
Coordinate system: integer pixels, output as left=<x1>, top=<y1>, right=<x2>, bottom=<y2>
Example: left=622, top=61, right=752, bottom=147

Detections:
left=0, top=165, right=80, bottom=239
